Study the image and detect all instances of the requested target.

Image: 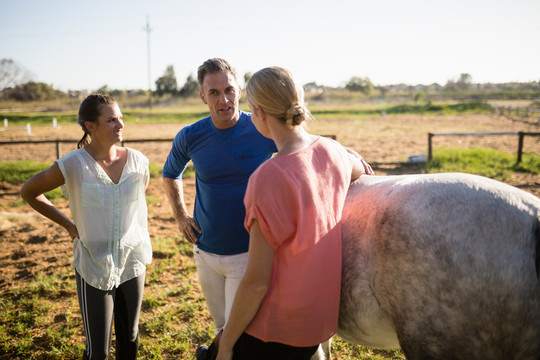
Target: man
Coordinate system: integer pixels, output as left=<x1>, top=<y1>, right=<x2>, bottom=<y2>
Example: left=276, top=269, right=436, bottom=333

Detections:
left=162, top=58, right=276, bottom=359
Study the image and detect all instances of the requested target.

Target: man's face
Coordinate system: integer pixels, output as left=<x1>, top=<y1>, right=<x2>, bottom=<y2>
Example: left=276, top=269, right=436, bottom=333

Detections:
left=200, top=71, right=241, bottom=129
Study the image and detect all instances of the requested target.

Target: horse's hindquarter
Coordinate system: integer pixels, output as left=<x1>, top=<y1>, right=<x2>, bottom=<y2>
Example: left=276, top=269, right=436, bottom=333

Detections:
left=338, top=175, right=403, bottom=348
left=338, top=173, right=540, bottom=358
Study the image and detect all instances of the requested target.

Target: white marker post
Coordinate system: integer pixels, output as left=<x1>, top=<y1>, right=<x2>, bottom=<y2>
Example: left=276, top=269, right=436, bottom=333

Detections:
left=26, top=123, right=32, bottom=136
left=52, top=118, right=57, bottom=128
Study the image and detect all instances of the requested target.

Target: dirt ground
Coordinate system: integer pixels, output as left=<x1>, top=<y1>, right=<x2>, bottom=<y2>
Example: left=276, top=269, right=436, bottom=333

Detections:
left=1, top=112, right=539, bottom=300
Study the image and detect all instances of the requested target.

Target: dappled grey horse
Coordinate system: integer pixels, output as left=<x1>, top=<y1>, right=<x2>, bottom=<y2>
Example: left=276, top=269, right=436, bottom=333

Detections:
left=335, top=173, right=540, bottom=360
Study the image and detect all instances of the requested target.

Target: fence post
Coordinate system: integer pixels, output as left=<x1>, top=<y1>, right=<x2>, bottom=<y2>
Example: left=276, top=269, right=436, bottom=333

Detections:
left=516, top=132, right=524, bottom=165
left=56, top=141, right=61, bottom=159
left=3, top=118, right=7, bottom=127
left=428, top=133, right=433, bottom=161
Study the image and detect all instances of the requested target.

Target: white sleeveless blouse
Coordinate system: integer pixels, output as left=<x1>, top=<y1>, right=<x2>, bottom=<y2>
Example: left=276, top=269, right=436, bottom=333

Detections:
left=56, top=147, right=152, bottom=290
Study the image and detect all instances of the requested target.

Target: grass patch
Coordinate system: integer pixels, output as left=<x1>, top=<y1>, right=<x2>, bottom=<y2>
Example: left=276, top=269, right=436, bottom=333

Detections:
left=0, top=269, right=80, bottom=359
left=148, top=162, right=162, bottom=178
left=385, top=100, right=490, bottom=115
left=1, top=101, right=491, bottom=125
left=515, top=152, right=540, bottom=174
left=0, top=160, right=63, bottom=201
left=0, top=109, right=208, bottom=126
left=427, top=147, right=540, bottom=180
left=122, top=110, right=209, bottom=124
left=308, top=101, right=491, bottom=119
left=0, top=233, right=405, bottom=359
left=0, top=160, right=51, bottom=183
left=1, top=160, right=191, bottom=184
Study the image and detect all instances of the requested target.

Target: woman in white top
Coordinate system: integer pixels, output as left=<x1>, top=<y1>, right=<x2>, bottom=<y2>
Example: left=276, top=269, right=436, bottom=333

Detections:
left=21, top=94, right=152, bottom=360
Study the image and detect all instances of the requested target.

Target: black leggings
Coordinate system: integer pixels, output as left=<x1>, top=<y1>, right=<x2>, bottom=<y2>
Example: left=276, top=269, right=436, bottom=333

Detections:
left=76, top=271, right=145, bottom=360
left=232, top=332, right=319, bottom=360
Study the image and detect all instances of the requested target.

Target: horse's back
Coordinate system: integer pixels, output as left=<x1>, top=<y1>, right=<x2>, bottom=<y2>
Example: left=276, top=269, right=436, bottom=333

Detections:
left=339, top=173, right=540, bottom=359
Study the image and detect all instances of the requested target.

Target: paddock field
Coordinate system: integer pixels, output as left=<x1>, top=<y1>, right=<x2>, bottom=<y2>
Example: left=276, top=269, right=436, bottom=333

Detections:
left=1, top=112, right=539, bottom=165
left=0, top=112, right=539, bottom=359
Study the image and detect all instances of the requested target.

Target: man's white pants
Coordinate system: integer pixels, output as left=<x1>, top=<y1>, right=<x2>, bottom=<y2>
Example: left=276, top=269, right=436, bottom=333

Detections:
left=193, top=244, right=248, bottom=333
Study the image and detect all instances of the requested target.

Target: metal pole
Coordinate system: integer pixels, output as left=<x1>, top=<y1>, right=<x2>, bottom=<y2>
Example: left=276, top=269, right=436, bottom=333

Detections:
left=516, top=132, right=524, bottom=165
left=143, top=16, right=152, bottom=110
left=428, top=133, right=433, bottom=161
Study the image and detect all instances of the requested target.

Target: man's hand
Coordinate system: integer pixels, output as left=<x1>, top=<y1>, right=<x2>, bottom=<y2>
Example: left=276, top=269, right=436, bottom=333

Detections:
left=163, top=177, right=202, bottom=244
left=177, top=215, right=201, bottom=244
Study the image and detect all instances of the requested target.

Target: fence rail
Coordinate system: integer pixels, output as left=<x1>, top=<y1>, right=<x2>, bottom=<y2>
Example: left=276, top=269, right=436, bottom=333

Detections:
left=490, top=105, right=540, bottom=123
left=0, top=135, right=338, bottom=160
left=1, top=132, right=537, bottom=165
left=427, top=131, right=540, bottom=164
left=0, top=138, right=177, bottom=160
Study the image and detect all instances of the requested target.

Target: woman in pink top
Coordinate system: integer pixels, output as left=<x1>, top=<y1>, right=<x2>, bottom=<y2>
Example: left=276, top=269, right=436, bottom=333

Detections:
left=216, top=67, right=374, bottom=360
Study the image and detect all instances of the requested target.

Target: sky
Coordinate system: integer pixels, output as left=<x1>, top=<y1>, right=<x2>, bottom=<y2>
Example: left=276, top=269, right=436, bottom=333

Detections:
left=1, top=0, right=539, bottom=92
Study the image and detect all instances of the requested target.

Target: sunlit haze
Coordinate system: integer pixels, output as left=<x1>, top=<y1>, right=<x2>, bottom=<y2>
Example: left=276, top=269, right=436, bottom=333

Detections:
left=1, top=0, right=539, bottom=91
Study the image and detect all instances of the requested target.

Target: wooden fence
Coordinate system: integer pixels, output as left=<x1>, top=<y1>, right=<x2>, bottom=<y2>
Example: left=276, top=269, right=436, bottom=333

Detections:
left=491, top=105, right=540, bottom=123
left=0, top=135, right=337, bottom=160
left=0, top=138, right=176, bottom=160
left=427, top=131, right=540, bottom=165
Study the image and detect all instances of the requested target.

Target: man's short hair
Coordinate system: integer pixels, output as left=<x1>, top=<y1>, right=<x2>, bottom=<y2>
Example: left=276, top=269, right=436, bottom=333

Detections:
left=197, top=58, right=239, bottom=90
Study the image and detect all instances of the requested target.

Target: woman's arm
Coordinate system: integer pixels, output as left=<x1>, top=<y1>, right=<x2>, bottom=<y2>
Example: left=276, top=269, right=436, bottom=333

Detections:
left=346, top=147, right=375, bottom=181
left=20, top=162, right=78, bottom=240
left=144, top=169, right=150, bottom=191
left=216, top=220, right=274, bottom=360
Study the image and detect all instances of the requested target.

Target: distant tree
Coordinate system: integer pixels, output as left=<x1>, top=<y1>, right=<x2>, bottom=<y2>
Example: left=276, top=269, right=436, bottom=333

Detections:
left=0, top=58, right=32, bottom=90
left=244, top=72, right=252, bottom=86
left=444, top=79, right=458, bottom=92
left=414, top=91, right=426, bottom=103
left=178, top=73, right=199, bottom=97
left=91, top=85, right=124, bottom=98
left=345, top=76, right=374, bottom=96
left=427, top=83, right=442, bottom=93
left=96, top=84, right=111, bottom=94
left=375, top=85, right=388, bottom=98
left=155, top=65, right=178, bottom=96
left=445, top=73, right=472, bottom=92
left=2, top=81, right=65, bottom=101
left=457, top=73, right=472, bottom=90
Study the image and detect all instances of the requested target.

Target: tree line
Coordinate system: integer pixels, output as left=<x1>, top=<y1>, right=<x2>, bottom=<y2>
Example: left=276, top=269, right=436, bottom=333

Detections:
left=1, top=59, right=539, bottom=103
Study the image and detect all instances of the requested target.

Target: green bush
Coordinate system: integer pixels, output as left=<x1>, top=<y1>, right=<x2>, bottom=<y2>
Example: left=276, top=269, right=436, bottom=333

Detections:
left=0, top=160, right=51, bottom=183
left=427, top=147, right=540, bottom=181
left=0, top=110, right=208, bottom=126
left=0, top=160, right=196, bottom=185
left=385, top=101, right=490, bottom=115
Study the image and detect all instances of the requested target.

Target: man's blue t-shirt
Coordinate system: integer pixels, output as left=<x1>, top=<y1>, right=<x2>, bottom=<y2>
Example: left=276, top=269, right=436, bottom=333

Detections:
left=162, top=111, right=277, bottom=255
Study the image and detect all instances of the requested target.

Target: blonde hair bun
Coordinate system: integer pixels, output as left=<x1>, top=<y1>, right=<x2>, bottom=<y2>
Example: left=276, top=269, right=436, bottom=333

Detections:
left=246, top=67, right=314, bottom=127
left=286, top=104, right=306, bottom=126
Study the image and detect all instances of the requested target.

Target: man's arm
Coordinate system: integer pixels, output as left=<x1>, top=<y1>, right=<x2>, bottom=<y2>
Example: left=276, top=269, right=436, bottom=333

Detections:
left=162, top=177, right=201, bottom=243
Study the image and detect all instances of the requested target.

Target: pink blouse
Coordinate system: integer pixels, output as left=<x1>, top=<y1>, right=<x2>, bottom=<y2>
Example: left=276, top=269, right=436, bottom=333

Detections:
left=244, top=136, right=353, bottom=346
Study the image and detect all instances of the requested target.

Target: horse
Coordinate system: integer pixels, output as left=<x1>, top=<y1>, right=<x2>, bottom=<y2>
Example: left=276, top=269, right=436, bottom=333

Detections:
left=335, top=173, right=540, bottom=360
